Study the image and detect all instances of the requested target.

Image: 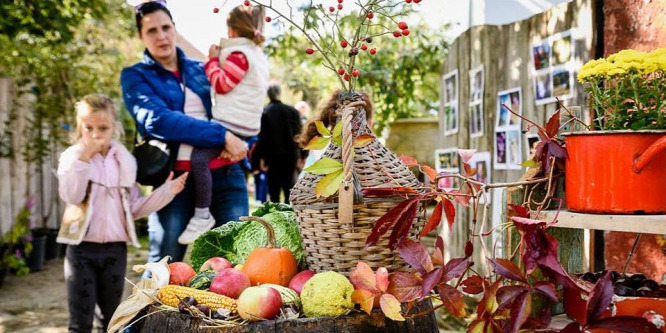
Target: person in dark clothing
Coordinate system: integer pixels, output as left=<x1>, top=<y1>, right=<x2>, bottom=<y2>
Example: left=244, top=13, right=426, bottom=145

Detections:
left=255, top=84, right=302, bottom=203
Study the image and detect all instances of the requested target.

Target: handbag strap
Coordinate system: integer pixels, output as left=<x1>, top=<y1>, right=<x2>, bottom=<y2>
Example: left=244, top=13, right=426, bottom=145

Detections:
left=134, top=64, right=188, bottom=145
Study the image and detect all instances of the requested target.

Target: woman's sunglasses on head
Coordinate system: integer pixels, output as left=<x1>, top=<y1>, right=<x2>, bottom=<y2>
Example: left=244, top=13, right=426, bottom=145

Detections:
left=134, top=0, right=167, bottom=13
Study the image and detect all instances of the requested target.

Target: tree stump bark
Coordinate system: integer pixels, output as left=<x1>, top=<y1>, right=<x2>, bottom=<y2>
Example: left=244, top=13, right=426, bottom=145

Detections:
left=135, top=299, right=438, bottom=333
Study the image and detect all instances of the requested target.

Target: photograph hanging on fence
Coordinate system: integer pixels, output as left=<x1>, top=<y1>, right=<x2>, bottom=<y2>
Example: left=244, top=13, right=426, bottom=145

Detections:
left=469, top=103, right=484, bottom=138
left=468, top=66, right=484, bottom=138
left=490, top=188, right=505, bottom=257
left=434, top=148, right=461, bottom=191
left=468, top=151, right=492, bottom=203
left=532, top=29, right=576, bottom=105
left=494, top=131, right=507, bottom=169
left=443, top=70, right=459, bottom=135
left=496, top=88, right=522, bottom=129
left=505, top=129, right=523, bottom=169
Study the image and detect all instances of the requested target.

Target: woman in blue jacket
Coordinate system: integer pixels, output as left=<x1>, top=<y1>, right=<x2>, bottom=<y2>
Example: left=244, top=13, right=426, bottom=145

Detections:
left=121, top=2, right=249, bottom=262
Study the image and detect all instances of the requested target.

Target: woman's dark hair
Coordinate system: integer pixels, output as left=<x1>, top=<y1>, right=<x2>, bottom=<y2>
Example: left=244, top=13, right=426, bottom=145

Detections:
left=298, top=90, right=374, bottom=148
left=135, top=2, right=174, bottom=33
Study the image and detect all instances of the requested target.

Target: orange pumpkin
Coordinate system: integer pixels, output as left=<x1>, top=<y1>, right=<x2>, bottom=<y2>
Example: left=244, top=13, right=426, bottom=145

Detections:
left=239, top=216, right=298, bottom=286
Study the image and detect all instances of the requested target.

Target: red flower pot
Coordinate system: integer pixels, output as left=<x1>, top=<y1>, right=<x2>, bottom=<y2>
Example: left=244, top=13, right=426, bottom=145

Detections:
left=564, top=130, right=666, bottom=214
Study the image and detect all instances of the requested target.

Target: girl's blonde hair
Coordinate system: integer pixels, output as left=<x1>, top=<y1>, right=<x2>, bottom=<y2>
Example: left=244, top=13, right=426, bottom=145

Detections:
left=71, top=93, right=123, bottom=143
left=227, top=4, right=265, bottom=46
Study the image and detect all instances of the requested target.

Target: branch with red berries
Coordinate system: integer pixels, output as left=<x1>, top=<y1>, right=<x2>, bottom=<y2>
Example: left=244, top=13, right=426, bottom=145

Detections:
left=215, top=0, right=419, bottom=92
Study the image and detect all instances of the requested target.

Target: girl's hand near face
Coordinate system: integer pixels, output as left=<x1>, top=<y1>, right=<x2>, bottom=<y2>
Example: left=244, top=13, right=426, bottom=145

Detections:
left=79, top=138, right=107, bottom=162
left=165, top=171, right=188, bottom=195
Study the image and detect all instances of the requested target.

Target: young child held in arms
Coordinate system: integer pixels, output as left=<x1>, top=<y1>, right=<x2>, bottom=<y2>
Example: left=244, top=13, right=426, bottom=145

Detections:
left=57, top=94, right=187, bottom=332
left=177, top=4, right=269, bottom=244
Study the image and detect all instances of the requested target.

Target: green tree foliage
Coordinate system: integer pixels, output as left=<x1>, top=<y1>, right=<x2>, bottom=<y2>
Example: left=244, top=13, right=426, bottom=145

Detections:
left=0, top=0, right=141, bottom=162
left=267, top=5, right=448, bottom=132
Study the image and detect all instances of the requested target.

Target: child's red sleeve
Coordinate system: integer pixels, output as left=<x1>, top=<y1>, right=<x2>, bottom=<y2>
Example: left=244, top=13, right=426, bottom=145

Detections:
left=204, top=52, right=250, bottom=95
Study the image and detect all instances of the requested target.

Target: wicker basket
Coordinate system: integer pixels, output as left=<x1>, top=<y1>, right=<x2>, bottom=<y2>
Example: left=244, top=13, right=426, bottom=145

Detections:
left=291, top=94, right=426, bottom=275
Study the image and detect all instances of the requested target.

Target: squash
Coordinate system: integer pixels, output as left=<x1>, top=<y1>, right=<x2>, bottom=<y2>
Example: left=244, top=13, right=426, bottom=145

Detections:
left=239, top=216, right=298, bottom=286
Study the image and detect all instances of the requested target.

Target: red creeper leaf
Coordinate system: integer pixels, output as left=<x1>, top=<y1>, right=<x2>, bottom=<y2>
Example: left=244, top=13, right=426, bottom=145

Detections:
left=349, top=262, right=378, bottom=292
left=488, top=258, right=528, bottom=283
left=376, top=267, right=389, bottom=292
left=396, top=238, right=433, bottom=276
left=443, top=199, right=456, bottom=230
left=420, top=201, right=443, bottom=236
left=545, top=110, right=561, bottom=138
left=507, top=290, right=532, bottom=333
left=421, top=267, right=443, bottom=297
left=399, top=154, right=418, bottom=167
left=587, top=271, right=614, bottom=323
left=422, top=165, right=438, bottom=182
left=351, top=289, right=377, bottom=315
left=432, top=236, right=445, bottom=266
left=387, top=199, right=420, bottom=250
left=379, top=294, right=405, bottom=321
left=366, top=198, right=418, bottom=248
left=533, top=281, right=558, bottom=302
left=437, top=284, right=467, bottom=318
left=387, top=272, right=422, bottom=303
left=464, top=240, right=473, bottom=258
left=461, top=275, right=484, bottom=294
left=458, top=149, right=476, bottom=163
left=441, top=257, right=470, bottom=283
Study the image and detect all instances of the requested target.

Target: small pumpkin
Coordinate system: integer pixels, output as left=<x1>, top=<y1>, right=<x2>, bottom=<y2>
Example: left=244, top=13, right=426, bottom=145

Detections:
left=239, top=216, right=298, bottom=286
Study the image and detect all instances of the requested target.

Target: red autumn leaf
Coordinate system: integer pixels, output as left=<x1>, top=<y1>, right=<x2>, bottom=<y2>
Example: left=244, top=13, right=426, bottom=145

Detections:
left=399, top=154, right=418, bottom=167
left=458, top=149, right=476, bottom=163
left=366, top=197, right=419, bottom=247
left=547, top=140, right=569, bottom=159
left=497, top=286, right=529, bottom=311
left=477, top=280, right=502, bottom=317
left=521, top=308, right=552, bottom=330
left=507, top=290, right=532, bottom=333
left=533, top=281, right=558, bottom=302
left=353, top=133, right=375, bottom=148
left=421, top=267, right=443, bottom=297
left=350, top=261, right=378, bottom=292
left=463, top=162, right=478, bottom=178
left=588, top=316, right=660, bottom=333
left=448, top=190, right=470, bottom=207
left=386, top=198, right=420, bottom=250
left=561, top=323, right=585, bottom=333
left=421, top=201, right=443, bottom=236
left=461, top=275, right=484, bottom=294
left=421, top=165, right=438, bottom=182
left=376, top=267, right=389, bottom=292
left=464, top=240, right=474, bottom=258
left=432, top=236, right=445, bottom=266
left=437, top=284, right=467, bottom=318
left=507, top=204, right=529, bottom=218
left=351, top=289, right=377, bottom=315
left=488, top=258, right=528, bottom=283
left=545, top=110, right=561, bottom=138
left=587, top=271, right=614, bottom=323
left=443, top=199, right=456, bottom=229
left=441, top=257, right=470, bottom=283
left=396, top=239, right=433, bottom=276
left=387, top=272, right=422, bottom=303
left=362, top=186, right=418, bottom=197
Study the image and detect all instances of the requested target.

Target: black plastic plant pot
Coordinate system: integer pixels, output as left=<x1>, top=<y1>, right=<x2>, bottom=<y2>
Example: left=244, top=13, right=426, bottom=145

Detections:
left=26, top=233, right=47, bottom=272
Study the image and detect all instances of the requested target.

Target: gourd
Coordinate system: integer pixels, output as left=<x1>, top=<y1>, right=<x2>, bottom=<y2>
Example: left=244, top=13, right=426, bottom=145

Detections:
left=239, top=216, right=298, bottom=286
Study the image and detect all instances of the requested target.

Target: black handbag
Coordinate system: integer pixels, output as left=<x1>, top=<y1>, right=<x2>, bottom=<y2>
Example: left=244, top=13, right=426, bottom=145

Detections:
left=133, top=133, right=171, bottom=187
left=132, top=70, right=186, bottom=187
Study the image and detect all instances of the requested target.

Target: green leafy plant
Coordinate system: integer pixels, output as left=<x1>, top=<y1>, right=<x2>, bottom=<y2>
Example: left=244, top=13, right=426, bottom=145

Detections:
left=0, top=199, right=34, bottom=277
left=578, top=48, right=666, bottom=130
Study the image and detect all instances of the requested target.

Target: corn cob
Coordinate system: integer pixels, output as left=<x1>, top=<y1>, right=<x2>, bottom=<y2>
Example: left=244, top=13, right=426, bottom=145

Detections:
left=158, top=285, right=237, bottom=314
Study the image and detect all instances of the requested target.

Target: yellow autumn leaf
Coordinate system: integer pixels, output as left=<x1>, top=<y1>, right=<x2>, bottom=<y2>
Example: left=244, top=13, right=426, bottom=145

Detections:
left=315, top=120, right=331, bottom=136
left=379, top=294, right=405, bottom=321
left=351, top=289, right=376, bottom=315
left=332, top=121, right=342, bottom=138
left=304, top=136, right=329, bottom=150
left=315, top=169, right=344, bottom=197
left=303, top=158, right=342, bottom=175
left=353, top=134, right=375, bottom=148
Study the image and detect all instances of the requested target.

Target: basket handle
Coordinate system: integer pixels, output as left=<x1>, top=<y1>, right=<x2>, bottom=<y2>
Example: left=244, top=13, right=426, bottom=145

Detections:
left=339, top=100, right=367, bottom=225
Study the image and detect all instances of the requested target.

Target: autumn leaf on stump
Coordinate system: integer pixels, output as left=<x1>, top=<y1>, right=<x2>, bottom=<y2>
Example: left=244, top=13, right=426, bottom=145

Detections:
left=350, top=262, right=405, bottom=321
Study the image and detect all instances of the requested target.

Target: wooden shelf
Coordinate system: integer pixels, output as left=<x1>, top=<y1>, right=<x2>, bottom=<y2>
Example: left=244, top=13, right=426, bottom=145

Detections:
left=536, top=209, right=666, bottom=235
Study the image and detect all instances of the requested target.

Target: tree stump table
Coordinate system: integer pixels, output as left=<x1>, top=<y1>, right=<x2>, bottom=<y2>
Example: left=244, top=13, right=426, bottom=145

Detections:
left=136, top=299, right=438, bottom=333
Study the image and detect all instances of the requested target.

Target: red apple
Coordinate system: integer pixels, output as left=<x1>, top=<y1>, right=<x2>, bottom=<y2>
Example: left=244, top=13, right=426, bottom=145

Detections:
left=288, top=270, right=316, bottom=294
left=199, top=257, right=232, bottom=273
left=168, top=262, right=196, bottom=285
left=237, top=286, right=283, bottom=321
left=209, top=268, right=251, bottom=299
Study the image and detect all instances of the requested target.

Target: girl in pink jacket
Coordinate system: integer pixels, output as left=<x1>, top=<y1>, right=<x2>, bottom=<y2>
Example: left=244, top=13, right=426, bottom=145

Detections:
left=57, top=94, right=187, bottom=333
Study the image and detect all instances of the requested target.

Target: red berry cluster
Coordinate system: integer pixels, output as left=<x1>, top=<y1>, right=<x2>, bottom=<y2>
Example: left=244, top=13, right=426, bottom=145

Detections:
left=394, top=21, right=409, bottom=37
left=405, top=0, right=422, bottom=3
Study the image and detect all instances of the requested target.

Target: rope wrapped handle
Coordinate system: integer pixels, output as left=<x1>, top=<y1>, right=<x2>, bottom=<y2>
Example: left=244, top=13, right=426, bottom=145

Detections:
left=340, top=100, right=367, bottom=188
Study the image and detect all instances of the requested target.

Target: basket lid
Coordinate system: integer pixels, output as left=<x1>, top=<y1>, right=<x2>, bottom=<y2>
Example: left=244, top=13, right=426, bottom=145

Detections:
left=291, top=99, right=422, bottom=205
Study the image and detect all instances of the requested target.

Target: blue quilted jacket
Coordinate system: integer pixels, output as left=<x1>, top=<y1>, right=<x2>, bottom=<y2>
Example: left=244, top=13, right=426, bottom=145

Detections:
left=121, top=48, right=227, bottom=148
